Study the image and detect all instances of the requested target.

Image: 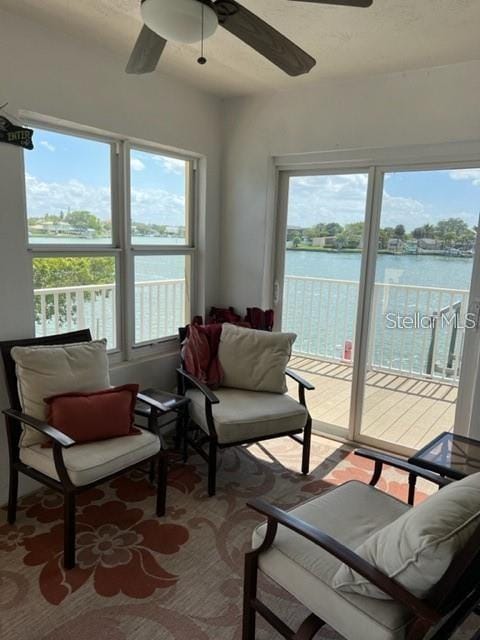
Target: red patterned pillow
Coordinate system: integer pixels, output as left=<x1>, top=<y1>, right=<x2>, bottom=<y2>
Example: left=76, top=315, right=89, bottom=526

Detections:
left=44, top=384, right=140, bottom=444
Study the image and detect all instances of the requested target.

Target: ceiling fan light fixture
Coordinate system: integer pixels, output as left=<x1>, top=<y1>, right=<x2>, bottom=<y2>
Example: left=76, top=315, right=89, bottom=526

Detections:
left=141, top=0, right=218, bottom=44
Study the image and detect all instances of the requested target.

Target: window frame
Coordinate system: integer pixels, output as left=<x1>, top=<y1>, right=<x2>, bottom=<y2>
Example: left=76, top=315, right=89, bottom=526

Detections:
left=24, top=118, right=197, bottom=363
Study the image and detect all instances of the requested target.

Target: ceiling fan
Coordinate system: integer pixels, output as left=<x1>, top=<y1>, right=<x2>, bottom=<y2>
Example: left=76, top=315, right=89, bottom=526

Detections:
left=126, top=0, right=373, bottom=77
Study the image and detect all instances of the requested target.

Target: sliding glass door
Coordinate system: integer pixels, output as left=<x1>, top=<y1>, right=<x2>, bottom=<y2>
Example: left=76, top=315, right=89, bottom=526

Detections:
left=275, top=163, right=480, bottom=452
left=358, top=167, right=480, bottom=452
left=276, top=171, right=370, bottom=435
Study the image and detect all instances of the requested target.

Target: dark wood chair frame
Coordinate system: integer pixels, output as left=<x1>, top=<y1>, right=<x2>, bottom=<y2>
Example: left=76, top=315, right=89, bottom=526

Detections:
left=176, top=327, right=314, bottom=497
left=242, top=448, right=480, bottom=640
left=1, top=329, right=169, bottom=570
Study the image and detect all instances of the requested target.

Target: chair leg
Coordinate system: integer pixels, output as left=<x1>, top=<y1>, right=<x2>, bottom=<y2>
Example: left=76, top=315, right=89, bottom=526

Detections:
left=174, top=410, right=184, bottom=450
left=208, top=439, right=217, bottom=497
left=408, top=472, right=417, bottom=506
left=242, top=551, right=258, bottom=640
left=294, top=613, right=325, bottom=640
left=63, top=492, right=76, bottom=570
left=406, top=619, right=431, bottom=640
left=182, top=416, right=189, bottom=463
left=301, top=416, right=312, bottom=475
left=7, top=467, right=18, bottom=525
left=156, top=453, right=168, bottom=517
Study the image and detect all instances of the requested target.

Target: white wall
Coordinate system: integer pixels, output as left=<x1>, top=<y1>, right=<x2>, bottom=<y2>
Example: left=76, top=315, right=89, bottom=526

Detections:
left=0, top=9, right=223, bottom=503
left=220, top=60, right=480, bottom=311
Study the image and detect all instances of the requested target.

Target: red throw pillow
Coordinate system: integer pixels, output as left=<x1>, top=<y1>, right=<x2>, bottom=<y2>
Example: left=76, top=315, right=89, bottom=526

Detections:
left=182, top=323, right=223, bottom=388
left=44, top=384, right=141, bottom=445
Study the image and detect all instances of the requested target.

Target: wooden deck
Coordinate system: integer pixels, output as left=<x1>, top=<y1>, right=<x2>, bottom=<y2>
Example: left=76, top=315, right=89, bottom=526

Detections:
left=288, top=355, right=456, bottom=451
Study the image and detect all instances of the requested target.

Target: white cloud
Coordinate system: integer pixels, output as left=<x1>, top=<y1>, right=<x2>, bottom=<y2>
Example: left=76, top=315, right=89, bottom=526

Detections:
left=130, top=157, right=146, bottom=172
left=40, top=140, right=55, bottom=152
left=287, top=173, right=480, bottom=231
left=449, top=168, right=480, bottom=186
left=130, top=186, right=184, bottom=224
left=380, top=192, right=425, bottom=228
left=152, top=156, right=185, bottom=174
left=25, top=173, right=184, bottom=225
left=287, top=173, right=430, bottom=231
left=288, top=174, right=369, bottom=228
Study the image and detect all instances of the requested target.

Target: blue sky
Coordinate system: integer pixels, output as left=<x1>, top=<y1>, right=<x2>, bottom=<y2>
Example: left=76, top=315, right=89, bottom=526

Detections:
left=288, top=169, right=480, bottom=231
left=24, top=128, right=186, bottom=225
left=24, top=128, right=480, bottom=232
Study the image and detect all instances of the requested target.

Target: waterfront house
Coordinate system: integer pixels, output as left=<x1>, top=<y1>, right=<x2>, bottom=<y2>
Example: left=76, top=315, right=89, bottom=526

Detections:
left=312, top=235, right=337, bottom=248
left=1, top=2, right=480, bottom=639
left=387, top=237, right=404, bottom=252
left=418, top=238, right=444, bottom=253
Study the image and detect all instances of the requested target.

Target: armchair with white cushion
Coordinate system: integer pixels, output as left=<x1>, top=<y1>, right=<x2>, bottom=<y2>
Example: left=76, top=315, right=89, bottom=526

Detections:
left=242, top=456, right=480, bottom=640
left=177, top=323, right=314, bottom=496
left=1, top=329, right=168, bottom=570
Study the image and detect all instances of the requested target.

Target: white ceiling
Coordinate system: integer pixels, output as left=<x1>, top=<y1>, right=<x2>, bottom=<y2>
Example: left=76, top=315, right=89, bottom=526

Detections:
left=3, top=0, right=480, bottom=97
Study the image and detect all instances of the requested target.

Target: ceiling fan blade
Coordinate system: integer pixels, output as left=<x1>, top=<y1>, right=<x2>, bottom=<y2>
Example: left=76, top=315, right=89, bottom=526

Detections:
left=126, top=25, right=167, bottom=74
left=215, top=0, right=316, bottom=77
left=288, top=0, right=373, bottom=6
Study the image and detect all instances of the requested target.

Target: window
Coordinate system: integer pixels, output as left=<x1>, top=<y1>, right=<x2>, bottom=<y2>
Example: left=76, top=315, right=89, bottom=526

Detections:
left=129, top=147, right=193, bottom=346
left=25, top=124, right=196, bottom=357
left=130, top=149, right=188, bottom=245
left=25, top=129, right=112, bottom=245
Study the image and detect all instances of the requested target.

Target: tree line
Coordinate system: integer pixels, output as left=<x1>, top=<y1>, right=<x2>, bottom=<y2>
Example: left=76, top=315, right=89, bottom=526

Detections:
left=288, top=217, right=476, bottom=250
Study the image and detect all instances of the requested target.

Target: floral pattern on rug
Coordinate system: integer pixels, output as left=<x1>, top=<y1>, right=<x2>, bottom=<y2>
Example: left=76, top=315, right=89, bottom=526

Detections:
left=16, top=487, right=105, bottom=523
left=22, top=501, right=189, bottom=605
left=0, top=435, right=478, bottom=640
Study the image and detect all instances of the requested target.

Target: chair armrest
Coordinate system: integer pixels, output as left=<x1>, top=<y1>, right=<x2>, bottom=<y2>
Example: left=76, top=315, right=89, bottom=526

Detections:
left=3, top=408, right=76, bottom=448
left=176, top=368, right=220, bottom=404
left=248, top=498, right=441, bottom=624
left=285, top=368, right=315, bottom=391
left=355, top=448, right=453, bottom=488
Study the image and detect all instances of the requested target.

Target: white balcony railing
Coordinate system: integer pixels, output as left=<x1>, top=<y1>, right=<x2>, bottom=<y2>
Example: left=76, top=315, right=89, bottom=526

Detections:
left=34, top=278, right=185, bottom=346
left=283, top=275, right=469, bottom=383
left=35, top=276, right=468, bottom=383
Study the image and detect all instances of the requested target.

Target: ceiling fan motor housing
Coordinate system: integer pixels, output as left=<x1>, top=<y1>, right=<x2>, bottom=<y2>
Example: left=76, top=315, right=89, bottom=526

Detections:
left=141, top=0, right=218, bottom=44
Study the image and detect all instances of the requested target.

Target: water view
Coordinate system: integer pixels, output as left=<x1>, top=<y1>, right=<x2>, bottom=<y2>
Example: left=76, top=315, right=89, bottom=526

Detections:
left=24, top=127, right=480, bottom=448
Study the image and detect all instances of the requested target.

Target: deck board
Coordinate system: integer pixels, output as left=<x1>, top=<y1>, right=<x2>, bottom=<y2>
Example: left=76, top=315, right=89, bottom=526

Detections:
left=288, top=355, right=455, bottom=450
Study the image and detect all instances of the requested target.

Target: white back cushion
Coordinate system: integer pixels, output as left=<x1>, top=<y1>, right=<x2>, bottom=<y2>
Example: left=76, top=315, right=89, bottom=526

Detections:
left=332, top=472, right=480, bottom=599
left=11, top=339, right=110, bottom=446
left=218, top=323, right=296, bottom=394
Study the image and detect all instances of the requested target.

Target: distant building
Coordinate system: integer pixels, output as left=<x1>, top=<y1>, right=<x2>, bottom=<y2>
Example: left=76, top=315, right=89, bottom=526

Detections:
left=30, top=221, right=74, bottom=234
left=387, top=238, right=404, bottom=252
left=418, top=238, right=443, bottom=252
left=404, top=239, right=418, bottom=254
left=312, top=236, right=337, bottom=248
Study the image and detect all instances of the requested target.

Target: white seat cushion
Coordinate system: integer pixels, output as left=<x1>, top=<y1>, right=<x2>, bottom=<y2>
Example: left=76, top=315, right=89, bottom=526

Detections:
left=19, top=428, right=160, bottom=486
left=218, top=323, right=296, bottom=393
left=253, top=481, right=414, bottom=640
left=11, top=339, right=110, bottom=447
left=186, top=387, right=307, bottom=444
left=333, top=471, right=480, bottom=599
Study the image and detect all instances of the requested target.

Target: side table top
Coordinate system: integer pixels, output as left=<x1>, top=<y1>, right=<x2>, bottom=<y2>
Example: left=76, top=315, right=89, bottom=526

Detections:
left=135, top=388, right=190, bottom=417
left=409, top=431, right=480, bottom=480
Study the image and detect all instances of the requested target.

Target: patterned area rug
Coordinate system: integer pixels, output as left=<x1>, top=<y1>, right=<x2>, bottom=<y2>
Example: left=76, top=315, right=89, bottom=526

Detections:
left=0, top=435, right=478, bottom=640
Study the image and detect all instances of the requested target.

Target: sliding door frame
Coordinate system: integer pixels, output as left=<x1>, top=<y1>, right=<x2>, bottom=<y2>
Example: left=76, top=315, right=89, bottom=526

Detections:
left=273, top=144, right=480, bottom=454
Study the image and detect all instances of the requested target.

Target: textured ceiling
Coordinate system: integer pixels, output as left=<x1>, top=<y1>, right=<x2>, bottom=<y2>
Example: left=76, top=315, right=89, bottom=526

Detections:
left=3, top=0, right=480, bottom=97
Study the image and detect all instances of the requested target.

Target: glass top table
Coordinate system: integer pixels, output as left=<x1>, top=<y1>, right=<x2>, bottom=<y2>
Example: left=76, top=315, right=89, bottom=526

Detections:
left=409, top=431, right=480, bottom=480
